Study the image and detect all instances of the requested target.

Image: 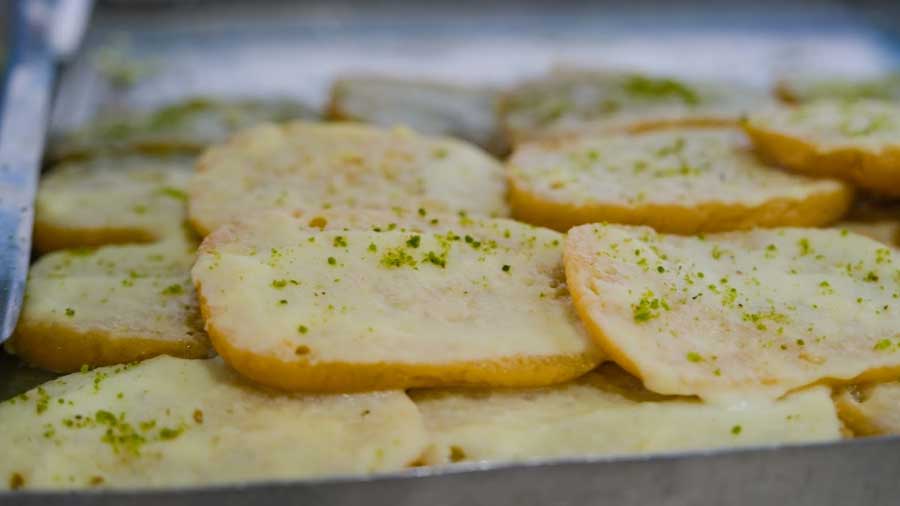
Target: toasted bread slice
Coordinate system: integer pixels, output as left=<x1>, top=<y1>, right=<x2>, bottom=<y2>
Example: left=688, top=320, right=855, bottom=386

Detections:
left=0, top=356, right=427, bottom=490
left=565, top=224, right=900, bottom=403
left=744, top=100, right=900, bottom=197
left=500, top=70, right=773, bottom=145
left=327, top=76, right=505, bottom=154
left=193, top=211, right=602, bottom=392
left=834, top=381, right=900, bottom=436
left=7, top=237, right=212, bottom=372
left=412, top=363, right=839, bottom=465
left=34, top=156, right=193, bottom=253
left=188, top=122, right=509, bottom=236
left=48, top=97, right=316, bottom=162
left=507, top=128, right=852, bottom=233
left=776, top=73, right=900, bottom=103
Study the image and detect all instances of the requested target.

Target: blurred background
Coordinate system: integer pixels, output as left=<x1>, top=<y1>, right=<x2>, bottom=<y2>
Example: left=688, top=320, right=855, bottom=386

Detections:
left=2, top=0, right=899, bottom=133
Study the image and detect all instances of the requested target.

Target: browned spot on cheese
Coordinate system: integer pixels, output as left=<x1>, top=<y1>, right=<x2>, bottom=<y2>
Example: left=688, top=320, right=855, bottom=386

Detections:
left=9, top=472, right=25, bottom=490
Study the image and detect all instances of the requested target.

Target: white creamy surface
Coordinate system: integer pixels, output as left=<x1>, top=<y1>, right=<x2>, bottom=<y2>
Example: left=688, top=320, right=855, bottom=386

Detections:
left=566, top=224, right=900, bottom=404
left=189, top=122, right=508, bottom=234
left=195, top=215, right=593, bottom=364
left=415, top=373, right=840, bottom=464
left=751, top=100, right=900, bottom=149
left=509, top=129, right=844, bottom=206
left=0, top=356, right=426, bottom=489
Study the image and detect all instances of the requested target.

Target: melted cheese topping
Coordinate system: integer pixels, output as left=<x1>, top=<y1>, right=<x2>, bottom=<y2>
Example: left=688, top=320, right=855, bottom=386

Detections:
left=509, top=129, right=846, bottom=207
left=502, top=70, right=772, bottom=142
left=747, top=100, right=900, bottom=149
left=49, top=98, right=316, bottom=161
left=0, top=356, right=426, bottom=489
left=193, top=212, right=599, bottom=390
left=35, top=156, right=192, bottom=252
left=8, top=237, right=211, bottom=372
left=778, top=74, right=900, bottom=103
left=413, top=365, right=840, bottom=465
left=565, top=224, right=900, bottom=403
left=188, top=122, right=508, bottom=235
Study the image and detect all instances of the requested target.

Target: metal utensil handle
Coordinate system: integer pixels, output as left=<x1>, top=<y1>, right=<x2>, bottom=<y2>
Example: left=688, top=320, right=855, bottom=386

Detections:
left=0, top=0, right=58, bottom=342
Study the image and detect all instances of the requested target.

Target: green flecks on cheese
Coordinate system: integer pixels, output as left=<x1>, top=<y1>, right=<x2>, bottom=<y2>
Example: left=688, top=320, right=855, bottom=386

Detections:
left=623, top=75, right=700, bottom=105
left=380, top=247, right=417, bottom=269
left=412, top=365, right=839, bottom=465
left=189, top=122, right=509, bottom=235
left=750, top=100, right=900, bottom=148
left=1, top=357, right=429, bottom=489
left=158, top=186, right=188, bottom=201
left=160, top=284, right=184, bottom=296
left=568, top=223, right=900, bottom=402
left=632, top=290, right=668, bottom=322
left=502, top=71, right=776, bottom=144
left=192, top=212, right=594, bottom=369
left=509, top=129, right=842, bottom=208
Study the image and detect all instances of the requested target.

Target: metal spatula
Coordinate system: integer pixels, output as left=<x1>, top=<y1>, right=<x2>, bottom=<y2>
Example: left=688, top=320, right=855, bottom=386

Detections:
left=0, top=0, right=93, bottom=344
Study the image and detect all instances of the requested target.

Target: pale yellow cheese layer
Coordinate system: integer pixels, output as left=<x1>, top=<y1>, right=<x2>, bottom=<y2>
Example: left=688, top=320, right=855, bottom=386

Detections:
left=189, top=122, right=508, bottom=235
left=35, top=156, right=192, bottom=252
left=748, top=100, right=900, bottom=149
left=0, top=356, right=427, bottom=490
left=777, top=74, right=900, bottom=103
left=193, top=211, right=600, bottom=391
left=501, top=70, right=773, bottom=143
left=49, top=97, right=316, bottom=162
left=413, top=365, right=840, bottom=465
left=565, top=224, right=900, bottom=403
left=507, top=128, right=850, bottom=232
left=8, top=237, right=211, bottom=372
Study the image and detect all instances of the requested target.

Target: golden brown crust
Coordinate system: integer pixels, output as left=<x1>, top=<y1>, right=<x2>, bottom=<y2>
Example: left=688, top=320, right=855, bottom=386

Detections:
left=829, top=382, right=900, bottom=437
left=832, top=387, right=875, bottom=436
left=195, top=274, right=604, bottom=393
left=49, top=140, right=204, bottom=165
left=563, top=223, right=900, bottom=401
left=563, top=236, right=644, bottom=381
left=9, top=321, right=212, bottom=373
left=325, top=82, right=358, bottom=123
left=773, top=80, right=801, bottom=104
left=744, top=122, right=900, bottom=197
left=508, top=128, right=854, bottom=234
left=509, top=175, right=853, bottom=233
left=33, top=221, right=160, bottom=253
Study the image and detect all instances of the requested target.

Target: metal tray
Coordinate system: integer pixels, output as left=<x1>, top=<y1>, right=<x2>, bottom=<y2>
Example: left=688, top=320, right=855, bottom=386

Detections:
left=4, top=0, right=900, bottom=504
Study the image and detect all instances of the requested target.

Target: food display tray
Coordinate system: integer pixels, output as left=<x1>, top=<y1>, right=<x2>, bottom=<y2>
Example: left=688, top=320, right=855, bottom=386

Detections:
left=4, top=0, right=900, bottom=504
